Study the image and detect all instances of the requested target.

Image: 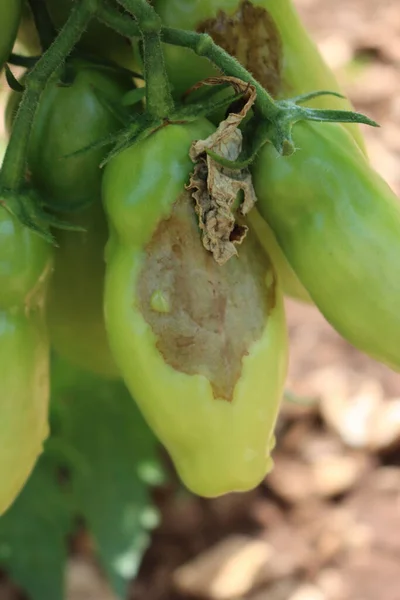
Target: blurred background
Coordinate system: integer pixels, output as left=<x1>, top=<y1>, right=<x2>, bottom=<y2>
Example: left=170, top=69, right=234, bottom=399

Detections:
left=1, top=0, right=400, bottom=598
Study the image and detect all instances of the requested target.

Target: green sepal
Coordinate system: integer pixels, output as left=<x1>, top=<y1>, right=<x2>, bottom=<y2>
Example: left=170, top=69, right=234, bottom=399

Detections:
left=4, top=65, right=25, bottom=93
left=173, top=89, right=245, bottom=121
left=288, top=89, right=346, bottom=105
left=101, top=89, right=245, bottom=166
left=91, top=85, right=133, bottom=126
left=299, top=106, right=379, bottom=127
left=122, top=87, right=147, bottom=107
left=1, top=188, right=86, bottom=244
left=8, top=54, right=40, bottom=69
left=207, top=97, right=379, bottom=168
left=100, top=113, right=155, bottom=167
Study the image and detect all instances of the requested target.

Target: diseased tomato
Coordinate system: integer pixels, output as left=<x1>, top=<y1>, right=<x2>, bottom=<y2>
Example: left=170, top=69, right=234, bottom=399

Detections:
left=102, top=120, right=288, bottom=497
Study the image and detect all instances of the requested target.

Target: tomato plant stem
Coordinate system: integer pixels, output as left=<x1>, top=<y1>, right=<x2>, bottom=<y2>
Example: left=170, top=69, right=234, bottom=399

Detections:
left=116, top=0, right=174, bottom=119
left=0, top=0, right=95, bottom=193
left=163, top=28, right=281, bottom=121
left=97, top=5, right=280, bottom=122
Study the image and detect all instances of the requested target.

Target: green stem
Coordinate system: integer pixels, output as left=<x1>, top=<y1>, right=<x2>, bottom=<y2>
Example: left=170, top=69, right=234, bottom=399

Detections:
left=96, top=6, right=280, bottom=121
left=1, top=0, right=96, bottom=192
left=116, top=0, right=173, bottom=118
left=28, top=0, right=57, bottom=52
left=163, top=28, right=280, bottom=120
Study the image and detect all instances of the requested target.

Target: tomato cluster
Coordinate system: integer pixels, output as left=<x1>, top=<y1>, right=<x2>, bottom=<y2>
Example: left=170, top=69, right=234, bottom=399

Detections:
left=1, top=0, right=399, bottom=510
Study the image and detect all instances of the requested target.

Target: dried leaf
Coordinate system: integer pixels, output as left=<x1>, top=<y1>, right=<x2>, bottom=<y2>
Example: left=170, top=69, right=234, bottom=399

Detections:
left=188, top=78, right=258, bottom=265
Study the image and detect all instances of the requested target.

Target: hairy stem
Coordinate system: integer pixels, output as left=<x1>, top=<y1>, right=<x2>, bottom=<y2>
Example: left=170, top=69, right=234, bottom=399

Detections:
left=116, top=0, right=173, bottom=118
left=97, top=5, right=280, bottom=120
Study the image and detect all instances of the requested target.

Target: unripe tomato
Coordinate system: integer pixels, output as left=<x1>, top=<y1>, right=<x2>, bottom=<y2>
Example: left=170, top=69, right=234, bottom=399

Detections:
left=0, top=210, right=51, bottom=515
left=17, top=0, right=136, bottom=70
left=102, top=121, right=288, bottom=497
left=46, top=0, right=134, bottom=69
left=15, top=0, right=135, bottom=69
left=6, top=60, right=133, bottom=210
left=6, top=60, right=133, bottom=377
left=47, top=204, right=118, bottom=378
left=253, top=121, right=400, bottom=371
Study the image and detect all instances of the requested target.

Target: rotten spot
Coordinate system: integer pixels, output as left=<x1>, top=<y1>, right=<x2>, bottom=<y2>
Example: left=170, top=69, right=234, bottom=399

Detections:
left=138, top=193, right=275, bottom=402
left=197, top=0, right=283, bottom=97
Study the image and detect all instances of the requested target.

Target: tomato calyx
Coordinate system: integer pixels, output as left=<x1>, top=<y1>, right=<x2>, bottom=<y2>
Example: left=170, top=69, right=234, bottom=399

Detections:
left=0, top=187, right=85, bottom=243
left=94, top=84, right=244, bottom=167
left=203, top=88, right=379, bottom=169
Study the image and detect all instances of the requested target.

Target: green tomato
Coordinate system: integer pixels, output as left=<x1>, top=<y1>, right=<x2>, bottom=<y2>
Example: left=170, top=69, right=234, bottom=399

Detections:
left=248, top=208, right=312, bottom=304
left=0, top=0, right=22, bottom=71
left=0, top=209, right=52, bottom=515
left=17, top=0, right=136, bottom=69
left=6, top=60, right=132, bottom=377
left=47, top=0, right=135, bottom=70
left=253, top=121, right=400, bottom=371
left=6, top=60, right=133, bottom=210
left=47, top=204, right=118, bottom=378
left=102, top=120, right=288, bottom=497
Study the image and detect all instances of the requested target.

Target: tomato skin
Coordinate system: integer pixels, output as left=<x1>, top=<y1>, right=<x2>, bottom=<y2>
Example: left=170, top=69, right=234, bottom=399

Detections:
left=0, top=0, right=22, bottom=71
left=102, top=121, right=288, bottom=497
left=0, top=210, right=51, bottom=516
left=6, top=61, right=132, bottom=377
left=248, top=208, right=312, bottom=304
left=253, top=121, right=400, bottom=371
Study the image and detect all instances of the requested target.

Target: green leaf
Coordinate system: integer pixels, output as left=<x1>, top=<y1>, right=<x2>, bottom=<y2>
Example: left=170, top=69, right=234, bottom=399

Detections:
left=0, top=358, right=163, bottom=600
left=0, top=456, right=73, bottom=600
left=60, top=376, right=164, bottom=599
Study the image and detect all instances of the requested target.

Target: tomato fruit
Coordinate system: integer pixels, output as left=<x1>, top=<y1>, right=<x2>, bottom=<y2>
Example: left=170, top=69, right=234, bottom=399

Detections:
left=0, top=0, right=22, bottom=71
left=102, top=120, right=288, bottom=497
left=155, top=0, right=365, bottom=152
left=248, top=208, right=312, bottom=304
left=6, top=60, right=133, bottom=376
left=6, top=60, right=133, bottom=210
left=253, top=121, right=400, bottom=371
left=47, top=204, right=118, bottom=378
left=0, top=209, right=51, bottom=515
left=17, top=0, right=136, bottom=69
left=48, top=0, right=136, bottom=69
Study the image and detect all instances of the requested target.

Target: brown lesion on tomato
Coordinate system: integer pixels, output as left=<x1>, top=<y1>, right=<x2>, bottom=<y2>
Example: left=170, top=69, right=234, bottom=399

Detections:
left=137, top=193, right=276, bottom=402
left=197, top=0, right=283, bottom=97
